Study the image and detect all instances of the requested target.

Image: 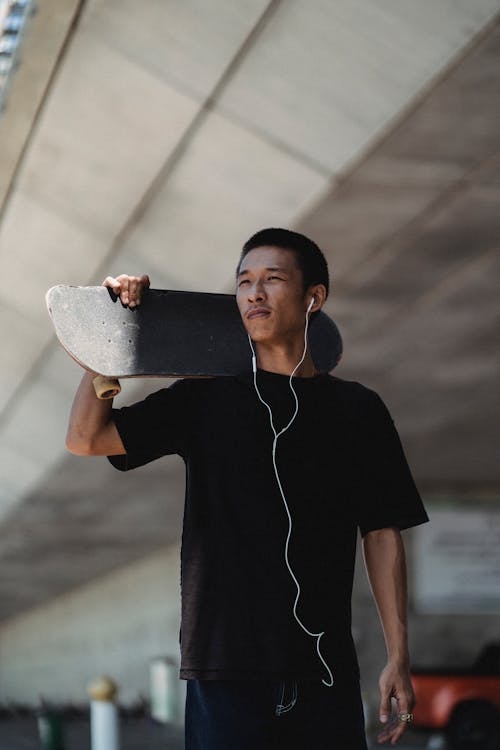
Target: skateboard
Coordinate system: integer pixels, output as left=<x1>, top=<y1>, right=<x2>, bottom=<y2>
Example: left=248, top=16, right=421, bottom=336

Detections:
left=46, top=285, right=343, bottom=398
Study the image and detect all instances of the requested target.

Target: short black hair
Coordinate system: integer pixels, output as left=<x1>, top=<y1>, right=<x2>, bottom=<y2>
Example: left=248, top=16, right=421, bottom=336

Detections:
left=237, top=227, right=330, bottom=298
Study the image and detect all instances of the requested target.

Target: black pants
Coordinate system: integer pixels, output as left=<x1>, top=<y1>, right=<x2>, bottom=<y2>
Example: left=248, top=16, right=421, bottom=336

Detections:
left=185, top=678, right=368, bottom=749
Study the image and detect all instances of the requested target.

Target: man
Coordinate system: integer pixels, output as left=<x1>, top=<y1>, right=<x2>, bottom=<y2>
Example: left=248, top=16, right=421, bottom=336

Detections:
left=67, top=228, right=428, bottom=749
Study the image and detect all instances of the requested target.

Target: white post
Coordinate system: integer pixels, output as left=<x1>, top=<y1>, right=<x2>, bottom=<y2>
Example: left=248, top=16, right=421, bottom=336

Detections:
left=150, top=656, right=180, bottom=724
left=87, top=676, right=120, bottom=750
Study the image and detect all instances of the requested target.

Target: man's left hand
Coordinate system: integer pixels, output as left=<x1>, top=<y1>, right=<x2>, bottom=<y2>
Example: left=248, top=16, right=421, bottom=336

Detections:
left=376, top=661, right=415, bottom=745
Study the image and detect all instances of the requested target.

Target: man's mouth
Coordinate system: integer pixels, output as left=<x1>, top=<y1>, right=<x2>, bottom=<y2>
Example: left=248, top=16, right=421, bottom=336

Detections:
left=247, top=307, right=271, bottom=320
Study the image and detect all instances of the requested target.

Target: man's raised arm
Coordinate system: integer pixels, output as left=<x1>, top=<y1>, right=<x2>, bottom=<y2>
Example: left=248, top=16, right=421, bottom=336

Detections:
left=65, top=274, right=150, bottom=457
left=66, top=371, right=124, bottom=456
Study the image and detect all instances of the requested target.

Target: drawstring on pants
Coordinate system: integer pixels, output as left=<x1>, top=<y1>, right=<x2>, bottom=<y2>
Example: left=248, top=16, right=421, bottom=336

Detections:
left=275, top=679, right=298, bottom=716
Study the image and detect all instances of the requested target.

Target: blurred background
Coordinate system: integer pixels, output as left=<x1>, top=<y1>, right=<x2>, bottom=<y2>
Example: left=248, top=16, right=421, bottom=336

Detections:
left=0, top=1, right=499, bottom=748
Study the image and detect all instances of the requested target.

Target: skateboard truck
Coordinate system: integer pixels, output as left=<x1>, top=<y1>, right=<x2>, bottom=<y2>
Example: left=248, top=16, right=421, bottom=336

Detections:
left=93, top=375, right=121, bottom=400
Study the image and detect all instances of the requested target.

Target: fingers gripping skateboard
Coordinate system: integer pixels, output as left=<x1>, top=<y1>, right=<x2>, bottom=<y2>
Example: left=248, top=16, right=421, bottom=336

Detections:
left=93, top=375, right=121, bottom=400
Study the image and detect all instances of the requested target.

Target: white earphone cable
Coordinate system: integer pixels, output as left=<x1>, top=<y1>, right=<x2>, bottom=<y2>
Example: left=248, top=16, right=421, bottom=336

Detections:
left=247, top=302, right=334, bottom=687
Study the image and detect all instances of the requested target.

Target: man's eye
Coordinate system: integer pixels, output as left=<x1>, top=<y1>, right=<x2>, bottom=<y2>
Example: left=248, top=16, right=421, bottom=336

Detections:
left=238, top=279, right=249, bottom=286
left=268, top=276, right=283, bottom=281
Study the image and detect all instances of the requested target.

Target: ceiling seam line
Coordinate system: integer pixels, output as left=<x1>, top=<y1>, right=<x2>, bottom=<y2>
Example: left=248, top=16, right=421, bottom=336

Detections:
left=88, top=29, right=331, bottom=178
left=345, top=243, right=500, bottom=353
left=0, top=0, right=88, bottom=223
left=337, top=243, right=500, bottom=387
left=321, top=12, right=500, bottom=196
left=336, top=148, right=500, bottom=294
left=88, top=0, right=284, bottom=285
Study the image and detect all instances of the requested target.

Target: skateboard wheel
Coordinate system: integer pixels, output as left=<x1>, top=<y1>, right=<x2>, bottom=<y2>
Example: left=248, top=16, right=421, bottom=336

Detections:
left=93, top=375, right=121, bottom=400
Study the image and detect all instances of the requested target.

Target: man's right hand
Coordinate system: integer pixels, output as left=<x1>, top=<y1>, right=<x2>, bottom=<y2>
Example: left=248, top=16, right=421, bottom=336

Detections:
left=102, top=274, right=150, bottom=308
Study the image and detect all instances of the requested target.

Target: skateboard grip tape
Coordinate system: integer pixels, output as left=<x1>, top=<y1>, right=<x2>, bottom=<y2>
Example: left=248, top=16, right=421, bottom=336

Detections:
left=93, top=375, right=121, bottom=400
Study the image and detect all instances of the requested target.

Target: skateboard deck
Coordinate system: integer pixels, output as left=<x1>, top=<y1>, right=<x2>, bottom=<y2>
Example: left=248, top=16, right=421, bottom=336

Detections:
left=47, top=285, right=342, bottom=384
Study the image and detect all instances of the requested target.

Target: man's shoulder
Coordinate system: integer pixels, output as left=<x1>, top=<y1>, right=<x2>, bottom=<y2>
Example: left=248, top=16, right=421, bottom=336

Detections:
left=171, top=376, right=237, bottom=391
left=168, top=375, right=244, bottom=402
left=323, top=374, right=379, bottom=403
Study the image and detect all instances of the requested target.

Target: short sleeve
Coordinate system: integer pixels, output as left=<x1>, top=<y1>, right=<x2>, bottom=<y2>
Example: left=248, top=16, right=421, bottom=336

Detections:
left=107, top=378, right=195, bottom=471
left=353, top=388, right=429, bottom=536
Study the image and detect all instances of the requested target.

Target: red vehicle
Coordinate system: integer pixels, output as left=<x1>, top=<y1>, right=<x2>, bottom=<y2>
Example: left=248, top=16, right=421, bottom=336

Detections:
left=411, top=643, right=500, bottom=750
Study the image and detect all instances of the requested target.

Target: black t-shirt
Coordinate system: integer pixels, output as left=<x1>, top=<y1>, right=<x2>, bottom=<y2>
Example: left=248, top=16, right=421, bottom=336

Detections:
left=108, top=371, right=428, bottom=682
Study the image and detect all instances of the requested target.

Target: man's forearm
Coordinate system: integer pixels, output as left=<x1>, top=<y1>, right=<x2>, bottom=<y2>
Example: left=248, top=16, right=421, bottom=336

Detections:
left=363, top=527, right=416, bottom=742
left=66, top=371, right=118, bottom=455
left=362, top=527, right=409, bottom=665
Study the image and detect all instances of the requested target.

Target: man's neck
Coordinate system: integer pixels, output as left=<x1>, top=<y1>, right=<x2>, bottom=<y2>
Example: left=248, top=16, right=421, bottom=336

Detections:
left=253, top=342, right=317, bottom=378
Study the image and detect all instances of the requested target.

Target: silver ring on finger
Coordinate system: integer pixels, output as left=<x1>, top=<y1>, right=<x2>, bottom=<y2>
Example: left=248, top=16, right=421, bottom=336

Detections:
left=398, top=712, right=413, bottom=723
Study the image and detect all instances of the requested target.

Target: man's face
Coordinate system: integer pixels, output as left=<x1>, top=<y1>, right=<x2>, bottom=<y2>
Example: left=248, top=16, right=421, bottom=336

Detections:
left=236, top=246, right=308, bottom=344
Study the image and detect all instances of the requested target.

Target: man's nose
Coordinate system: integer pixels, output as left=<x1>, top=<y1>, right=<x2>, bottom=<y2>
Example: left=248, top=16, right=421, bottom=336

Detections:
left=248, top=282, right=265, bottom=302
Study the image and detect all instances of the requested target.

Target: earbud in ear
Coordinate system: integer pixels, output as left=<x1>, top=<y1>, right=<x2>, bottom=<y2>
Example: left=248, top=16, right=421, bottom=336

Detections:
left=307, top=296, right=315, bottom=313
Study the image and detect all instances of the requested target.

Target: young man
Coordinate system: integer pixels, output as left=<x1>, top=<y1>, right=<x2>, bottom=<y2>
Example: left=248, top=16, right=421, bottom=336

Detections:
left=67, top=228, right=428, bottom=749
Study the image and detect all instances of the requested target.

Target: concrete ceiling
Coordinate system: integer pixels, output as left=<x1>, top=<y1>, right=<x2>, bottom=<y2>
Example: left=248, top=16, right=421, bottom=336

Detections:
left=1, top=0, right=499, bottom=621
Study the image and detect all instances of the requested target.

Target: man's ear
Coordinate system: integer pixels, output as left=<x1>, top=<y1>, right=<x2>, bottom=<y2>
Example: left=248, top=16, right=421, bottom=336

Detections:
left=307, top=284, right=327, bottom=312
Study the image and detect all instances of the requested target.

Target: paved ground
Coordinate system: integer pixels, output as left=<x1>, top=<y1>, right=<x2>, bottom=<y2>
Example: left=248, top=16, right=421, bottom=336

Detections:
left=0, top=715, right=443, bottom=749
left=0, top=716, right=184, bottom=750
